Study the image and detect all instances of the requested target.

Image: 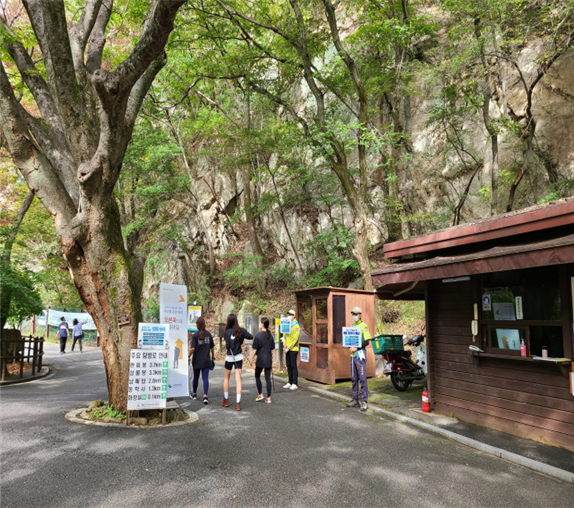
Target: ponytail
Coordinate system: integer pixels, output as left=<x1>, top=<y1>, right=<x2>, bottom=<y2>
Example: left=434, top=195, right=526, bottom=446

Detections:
left=196, top=316, right=206, bottom=340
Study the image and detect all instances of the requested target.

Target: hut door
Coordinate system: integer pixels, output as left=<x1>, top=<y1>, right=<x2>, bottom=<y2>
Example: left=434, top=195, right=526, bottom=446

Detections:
left=332, top=295, right=346, bottom=345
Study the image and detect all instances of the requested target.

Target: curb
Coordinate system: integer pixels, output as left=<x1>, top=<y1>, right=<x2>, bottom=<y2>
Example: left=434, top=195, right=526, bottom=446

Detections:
left=0, top=366, right=51, bottom=386
left=308, top=386, right=574, bottom=485
left=65, top=408, right=199, bottom=428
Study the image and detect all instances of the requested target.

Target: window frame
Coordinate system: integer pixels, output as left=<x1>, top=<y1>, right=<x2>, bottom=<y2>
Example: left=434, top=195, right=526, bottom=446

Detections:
left=478, top=266, right=569, bottom=358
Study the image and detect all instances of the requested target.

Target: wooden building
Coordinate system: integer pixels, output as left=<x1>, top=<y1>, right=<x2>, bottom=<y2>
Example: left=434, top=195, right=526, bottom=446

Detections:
left=372, top=199, right=574, bottom=451
left=294, top=287, right=376, bottom=384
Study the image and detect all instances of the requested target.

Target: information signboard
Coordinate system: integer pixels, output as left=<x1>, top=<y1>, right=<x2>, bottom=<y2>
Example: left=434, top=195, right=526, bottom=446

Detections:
left=188, top=305, right=202, bottom=331
left=342, top=327, right=362, bottom=348
left=300, top=347, right=310, bottom=362
left=160, top=283, right=189, bottom=397
left=137, top=323, right=169, bottom=349
left=280, top=317, right=292, bottom=334
left=127, top=349, right=168, bottom=410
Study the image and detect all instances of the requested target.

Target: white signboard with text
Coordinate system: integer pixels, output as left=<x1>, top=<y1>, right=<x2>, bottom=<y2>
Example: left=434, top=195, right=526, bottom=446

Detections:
left=127, top=349, right=168, bottom=410
left=300, top=347, right=310, bottom=362
left=41, top=310, right=96, bottom=330
left=160, top=283, right=189, bottom=397
left=188, top=305, right=202, bottom=331
left=342, top=327, right=362, bottom=348
left=280, top=318, right=292, bottom=334
left=138, top=323, right=169, bottom=349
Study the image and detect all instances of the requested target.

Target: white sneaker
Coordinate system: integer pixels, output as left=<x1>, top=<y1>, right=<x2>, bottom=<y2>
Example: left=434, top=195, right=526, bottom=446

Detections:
left=283, top=383, right=291, bottom=389
left=290, top=384, right=298, bottom=390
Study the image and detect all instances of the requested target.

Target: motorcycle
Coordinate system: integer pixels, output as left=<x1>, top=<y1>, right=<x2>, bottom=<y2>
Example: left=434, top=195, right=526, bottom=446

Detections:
left=382, top=334, right=427, bottom=391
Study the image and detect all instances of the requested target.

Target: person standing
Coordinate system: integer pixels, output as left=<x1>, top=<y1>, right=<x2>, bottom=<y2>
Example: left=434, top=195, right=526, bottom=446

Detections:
left=58, top=316, right=69, bottom=355
left=223, top=314, right=253, bottom=411
left=346, top=306, right=372, bottom=411
left=71, top=318, right=84, bottom=352
left=250, top=317, right=275, bottom=403
left=282, top=309, right=300, bottom=390
left=189, top=317, right=215, bottom=404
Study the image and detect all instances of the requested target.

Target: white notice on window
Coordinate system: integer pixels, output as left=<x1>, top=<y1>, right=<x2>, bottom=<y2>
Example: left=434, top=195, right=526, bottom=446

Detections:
left=492, top=302, right=516, bottom=321
left=515, top=296, right=523, bottom=320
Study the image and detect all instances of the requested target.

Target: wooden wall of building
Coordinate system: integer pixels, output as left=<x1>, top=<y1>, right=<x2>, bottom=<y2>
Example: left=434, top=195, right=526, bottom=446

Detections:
left=428, top=278, right=574, bottom=452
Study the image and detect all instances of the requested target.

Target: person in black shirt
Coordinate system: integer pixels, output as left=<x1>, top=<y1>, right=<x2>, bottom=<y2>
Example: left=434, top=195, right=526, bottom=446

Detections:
left=223, top=314, right=253, bottom=411
left=249, top=317, right=275, bottom=403
left=189, top=317, right=215, bottom=404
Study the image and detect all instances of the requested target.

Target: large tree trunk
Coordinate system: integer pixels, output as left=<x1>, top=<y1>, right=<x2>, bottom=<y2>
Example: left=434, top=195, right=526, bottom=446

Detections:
left=65, top=198, right=144, bottom=409
left=0, top=0, right=186, bottom=412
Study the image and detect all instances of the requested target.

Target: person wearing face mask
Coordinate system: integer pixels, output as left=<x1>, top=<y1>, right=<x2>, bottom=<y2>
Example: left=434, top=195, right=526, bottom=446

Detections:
left=346, top=306, right=371, bottom=411
left=281, top=309, right=300, bottom=390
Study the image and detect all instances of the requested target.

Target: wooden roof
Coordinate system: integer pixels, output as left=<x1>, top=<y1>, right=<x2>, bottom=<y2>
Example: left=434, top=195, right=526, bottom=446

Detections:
left=383, top=197, right=574, bottom=259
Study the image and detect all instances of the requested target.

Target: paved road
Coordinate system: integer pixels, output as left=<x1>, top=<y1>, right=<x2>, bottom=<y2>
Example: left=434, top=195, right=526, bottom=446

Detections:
left=2, top=344, right=574, bottom=508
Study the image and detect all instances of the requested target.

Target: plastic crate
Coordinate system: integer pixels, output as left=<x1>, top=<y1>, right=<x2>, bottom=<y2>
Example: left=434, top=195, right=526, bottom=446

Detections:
left=371, top=335, right=404, bottom=354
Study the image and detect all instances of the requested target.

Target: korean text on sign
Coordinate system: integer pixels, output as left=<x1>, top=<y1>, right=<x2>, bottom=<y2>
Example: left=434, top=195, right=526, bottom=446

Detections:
left=342, top=327, right=362, bottom=348
left=127, top=349, right=168, bottom=410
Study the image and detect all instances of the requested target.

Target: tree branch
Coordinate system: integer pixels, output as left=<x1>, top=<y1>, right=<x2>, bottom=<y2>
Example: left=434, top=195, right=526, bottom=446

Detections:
left=0, top=18, right=65, bottom=145
left=0, top=61, right=76, bottom=224
left=69, top=0, right=103, bottom=89
left=111, top=0, right=186, bottom=92
left=85, top=0, right=113, bottom=73
left=22, top=0, right=92, bottom=161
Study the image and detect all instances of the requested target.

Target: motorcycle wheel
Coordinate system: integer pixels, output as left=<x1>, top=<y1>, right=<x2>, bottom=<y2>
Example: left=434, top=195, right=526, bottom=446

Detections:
left=391, top=372, right=412, bottom=391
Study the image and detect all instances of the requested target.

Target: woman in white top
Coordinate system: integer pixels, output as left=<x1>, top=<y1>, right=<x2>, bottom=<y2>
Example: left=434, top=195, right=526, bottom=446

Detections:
left=71, top=319, right=84, bottom=352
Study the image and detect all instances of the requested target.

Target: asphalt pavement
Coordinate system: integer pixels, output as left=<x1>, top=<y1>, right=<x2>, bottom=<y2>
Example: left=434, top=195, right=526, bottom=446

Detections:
left=2, top=343, right=574, bottom=508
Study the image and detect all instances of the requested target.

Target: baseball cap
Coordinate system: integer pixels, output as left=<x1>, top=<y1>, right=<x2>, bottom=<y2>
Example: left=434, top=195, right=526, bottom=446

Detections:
left=351, top=306, right=362, bottom=314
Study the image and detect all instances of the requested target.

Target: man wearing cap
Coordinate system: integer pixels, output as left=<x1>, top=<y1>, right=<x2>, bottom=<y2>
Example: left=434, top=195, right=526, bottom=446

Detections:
left=282, top=309, right=300, bottom=390
left=346, top=306, right=371, bottom=411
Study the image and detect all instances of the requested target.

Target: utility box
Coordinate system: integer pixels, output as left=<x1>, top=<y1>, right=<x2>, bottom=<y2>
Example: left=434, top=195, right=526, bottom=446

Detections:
left=293, top=287, right=375, bottom=384
left=243, top=313, right=259, bottom=343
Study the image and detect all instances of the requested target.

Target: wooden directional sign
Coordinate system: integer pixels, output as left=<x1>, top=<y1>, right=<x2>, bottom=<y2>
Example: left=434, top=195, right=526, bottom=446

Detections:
left=117, top=315, right=130, bottom=326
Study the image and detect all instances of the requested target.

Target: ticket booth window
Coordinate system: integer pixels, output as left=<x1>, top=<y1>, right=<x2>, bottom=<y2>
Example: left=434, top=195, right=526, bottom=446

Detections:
left=317, top=348, right=328, bottom=369
left=481, top=266, right=564, bottom=356
left=315, top=298, right=328, bottom=344
left=297, top=295, right=313, bottom=343
left=332, top=295, right=346, bottom=344
left=316, top=323, right=328, bottom=344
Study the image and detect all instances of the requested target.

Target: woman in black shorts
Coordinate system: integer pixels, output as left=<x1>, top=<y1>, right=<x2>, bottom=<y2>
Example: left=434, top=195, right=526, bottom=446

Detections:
left=249, top=317, right=275, bottom=403
left=189, top=317, right=215, bottom=404
left=222, top=314, right=253, bottom=411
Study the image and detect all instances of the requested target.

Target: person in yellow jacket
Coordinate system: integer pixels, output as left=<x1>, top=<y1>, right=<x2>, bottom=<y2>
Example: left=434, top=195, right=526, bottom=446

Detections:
left=346, top=306, right=371, bottom=411
left=282, top=309, right=300, bottom=390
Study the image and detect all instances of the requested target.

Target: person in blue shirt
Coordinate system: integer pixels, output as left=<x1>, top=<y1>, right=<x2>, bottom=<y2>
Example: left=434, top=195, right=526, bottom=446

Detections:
left=58, top=317, right=69, bottom=355
left=346, top=306, right=371, bottom=411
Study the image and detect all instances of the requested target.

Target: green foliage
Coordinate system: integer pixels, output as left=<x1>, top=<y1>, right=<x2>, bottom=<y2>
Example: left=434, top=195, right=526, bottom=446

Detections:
left=304, top=220, right=360, bottom=287
left=142, top=297, right=160, bottom=322
left=375, top=300, right=426, bottom=337
left=89, top=403, right=126, bottom=420
left=268, top=265, right=299, bottom=289
left=0, top=260, right=44, bottom=326
left=538, top=180, right=574, bottom=203
left=222, top=253, right=265, bottom=291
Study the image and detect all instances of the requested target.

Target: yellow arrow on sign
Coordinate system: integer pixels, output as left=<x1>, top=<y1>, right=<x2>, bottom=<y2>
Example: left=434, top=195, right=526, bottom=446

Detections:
left=179, top=295, right=185, bottom=302
left=176, top=339, right=183, bottom=359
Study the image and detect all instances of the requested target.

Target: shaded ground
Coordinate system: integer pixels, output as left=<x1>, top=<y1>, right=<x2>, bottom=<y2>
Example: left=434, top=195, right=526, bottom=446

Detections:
left=2, top=344, right=573, bottom=508
left=319, top=375, right=574, bottom=474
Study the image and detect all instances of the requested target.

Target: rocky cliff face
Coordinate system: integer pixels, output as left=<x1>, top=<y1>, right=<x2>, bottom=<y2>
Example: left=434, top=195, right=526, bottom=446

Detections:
left=142, top=39, right=574, bottom=311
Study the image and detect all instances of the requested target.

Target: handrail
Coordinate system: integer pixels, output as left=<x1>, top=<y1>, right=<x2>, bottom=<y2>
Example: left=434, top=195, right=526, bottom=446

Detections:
left=1, top=336, right=45, bottom=381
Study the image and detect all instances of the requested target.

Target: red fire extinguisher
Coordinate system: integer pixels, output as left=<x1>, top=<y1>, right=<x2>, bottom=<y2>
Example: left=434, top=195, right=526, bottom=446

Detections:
left=422, top=387, right=431, bottom=413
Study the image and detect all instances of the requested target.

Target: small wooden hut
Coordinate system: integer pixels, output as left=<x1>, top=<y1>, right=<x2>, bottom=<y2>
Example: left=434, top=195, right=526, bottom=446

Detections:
left=372, top=199, right=574, bottom=451
left=294, top=287, right=375, bottom=384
